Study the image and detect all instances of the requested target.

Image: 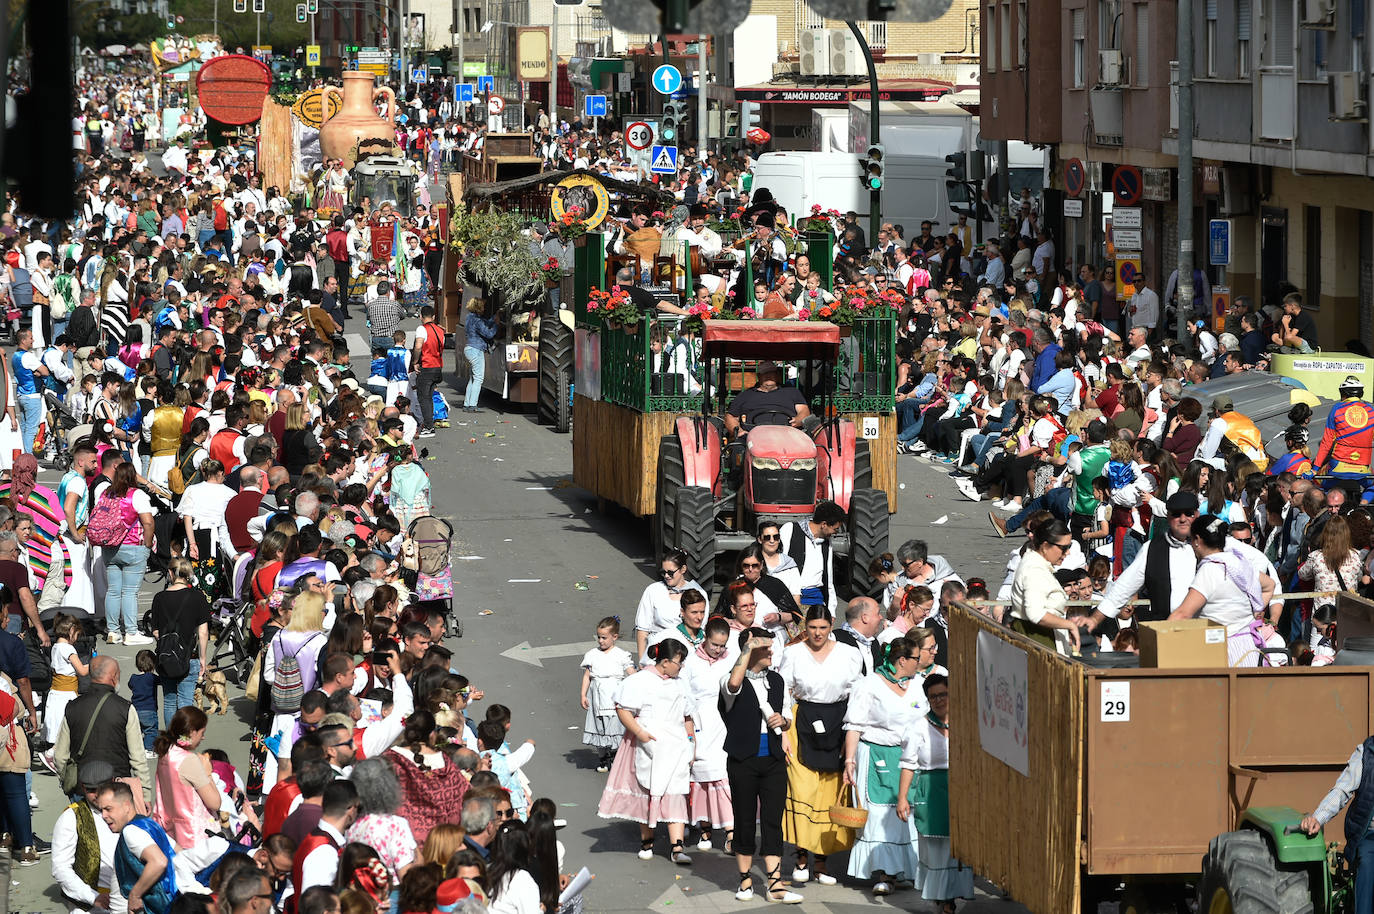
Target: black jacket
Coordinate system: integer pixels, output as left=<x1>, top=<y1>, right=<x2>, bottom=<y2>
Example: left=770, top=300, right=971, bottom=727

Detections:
left=67, top=304, right=100, bottom=349
left=62, top=683, right=136, bottom=779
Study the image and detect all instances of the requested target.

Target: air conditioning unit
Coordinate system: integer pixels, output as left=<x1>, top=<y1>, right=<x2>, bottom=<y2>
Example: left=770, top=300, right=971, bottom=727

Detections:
left=1100, top=49, right=1124, bottom=85
left=828, top=28, right=861, bottom=77
left=1302, top=0, right=1336, bottom=27
left=1329, top=71, right=1366, bottom=118
left=799, top=28, right=830, bottom=77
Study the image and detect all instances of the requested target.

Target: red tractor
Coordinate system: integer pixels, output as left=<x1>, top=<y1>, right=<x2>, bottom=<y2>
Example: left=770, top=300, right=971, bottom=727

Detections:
left=654, top=320, right=890, bottom=596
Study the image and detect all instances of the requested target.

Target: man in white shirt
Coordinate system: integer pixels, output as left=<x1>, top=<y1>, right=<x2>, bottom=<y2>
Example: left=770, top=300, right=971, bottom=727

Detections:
left=1031, top=227, right=1055, bottom=280
left=779, top=501, right=846, bottom=614
left=53, top=761, right=125, bottom=914
left=161, top=139, right=189, bottom=177
left=1083, top=491, right=1200, bottom=628
left=1129, top=270, right=1160, bottom=338
left=297, top=781, right=359, bottom=894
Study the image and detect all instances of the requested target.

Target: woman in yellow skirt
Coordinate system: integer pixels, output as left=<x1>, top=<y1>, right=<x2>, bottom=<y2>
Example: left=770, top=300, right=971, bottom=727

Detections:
left=777, top=607, right=866, bottom=885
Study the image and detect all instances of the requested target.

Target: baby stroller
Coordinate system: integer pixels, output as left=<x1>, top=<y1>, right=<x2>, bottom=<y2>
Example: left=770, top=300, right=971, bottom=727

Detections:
left=41, top=391, right=82, bottom=471
left=405, top=515, right=461, bottom=636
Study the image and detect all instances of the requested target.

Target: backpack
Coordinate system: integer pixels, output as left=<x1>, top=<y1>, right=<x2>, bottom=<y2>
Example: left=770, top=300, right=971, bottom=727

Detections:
left=8, top=267, right=32, bottom=308
left=155, top=629, right=191, bottom=679
left=271, top=635, right=318, bottom=713
left=213, top=202, right=228, bottom=232
left=86, top=490, right=133, bottom=546
left=167, top=446, right=200, bottom=496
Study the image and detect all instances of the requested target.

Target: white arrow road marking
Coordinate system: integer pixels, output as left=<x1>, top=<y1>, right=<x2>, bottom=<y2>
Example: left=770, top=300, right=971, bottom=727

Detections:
left=500, top=641, right=590, bottom=667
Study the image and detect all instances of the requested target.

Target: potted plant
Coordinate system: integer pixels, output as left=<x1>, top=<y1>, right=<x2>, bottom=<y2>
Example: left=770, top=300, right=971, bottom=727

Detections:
left=809, top=284, right=902, bottom=333
left=587, top=285, right=642, bottom=332
left=538, top=257, right=565, bottom=289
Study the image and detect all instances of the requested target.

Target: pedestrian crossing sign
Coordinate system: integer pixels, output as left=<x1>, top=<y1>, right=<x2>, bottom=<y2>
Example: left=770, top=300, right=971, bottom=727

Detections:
left=650, top=144, right=678, bottom=175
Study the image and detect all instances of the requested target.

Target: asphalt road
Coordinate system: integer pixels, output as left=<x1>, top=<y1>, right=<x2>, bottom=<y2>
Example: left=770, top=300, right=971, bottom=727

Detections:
left=10, top=366, right=1038, bottom=913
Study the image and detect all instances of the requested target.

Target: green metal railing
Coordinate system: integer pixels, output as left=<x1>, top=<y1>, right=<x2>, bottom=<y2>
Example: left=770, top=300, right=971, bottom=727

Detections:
left=595, top=314, right=896, bottom=415
left=571, top=228, right=894, bottom=415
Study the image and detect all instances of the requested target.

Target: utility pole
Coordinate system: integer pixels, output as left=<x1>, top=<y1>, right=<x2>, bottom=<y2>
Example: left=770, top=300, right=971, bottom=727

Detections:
left=1176, top=0, right=1194, bottom=340
left=846, top=20, right=880, bottom=242
left=696, top=33, right=706, bottom=160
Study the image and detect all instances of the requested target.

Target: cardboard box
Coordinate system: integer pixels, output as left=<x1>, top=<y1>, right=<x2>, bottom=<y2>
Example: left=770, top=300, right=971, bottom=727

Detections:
left=1138, top=619, right=1228, bottom=669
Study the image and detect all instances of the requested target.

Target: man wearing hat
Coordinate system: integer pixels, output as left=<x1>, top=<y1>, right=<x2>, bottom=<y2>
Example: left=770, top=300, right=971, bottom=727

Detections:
left=1315, top=375, right=1374, bottom=503
left=53, top=759, right=124, bottom=912
left=1083, top=491, right=1202, bottom=630
left=1198, top=394, right=1268, bottom=470
left=723, top=361, right=810, bottom=437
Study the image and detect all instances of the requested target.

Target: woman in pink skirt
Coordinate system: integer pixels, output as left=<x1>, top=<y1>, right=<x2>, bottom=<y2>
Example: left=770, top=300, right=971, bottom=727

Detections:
left=683, top=617, right=735, bottom=853
left=597, top=638, right=697, bottom=865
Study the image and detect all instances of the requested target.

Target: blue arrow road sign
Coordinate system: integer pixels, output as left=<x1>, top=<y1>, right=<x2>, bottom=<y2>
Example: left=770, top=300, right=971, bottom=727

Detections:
left=477, top=75, right=494, bottom=92
left=650, top=144, right=679, bottom=175
left=457, top=83, right=475, bottom=102
left=584, top=95, right=607, bottom=118
left=652, top=64, right=682, bottom=95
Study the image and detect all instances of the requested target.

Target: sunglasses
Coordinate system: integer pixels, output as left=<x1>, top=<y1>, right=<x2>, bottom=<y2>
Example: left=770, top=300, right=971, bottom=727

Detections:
left=660, top=567, right=680, bottom=577
left=760, top=534, right=781, bottom=541
left=741, top=562, right=762, bottom=569
left=1170, top=509, right=1198, bottom=518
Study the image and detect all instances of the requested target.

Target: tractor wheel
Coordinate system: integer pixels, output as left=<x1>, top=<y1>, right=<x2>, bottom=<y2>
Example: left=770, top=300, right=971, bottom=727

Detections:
left=655, top=435, right=685, bottom=557
left=1198, top=830, right=1303, bottom=914
left=847, top=487, right=889, bottom=599
left=538, top=318, right=573, bottom=430
left=675, top=486, right=716, bottom=590
left=555, top=369, right=572, bottom=434
left=853, top=438, right=873, bottom=492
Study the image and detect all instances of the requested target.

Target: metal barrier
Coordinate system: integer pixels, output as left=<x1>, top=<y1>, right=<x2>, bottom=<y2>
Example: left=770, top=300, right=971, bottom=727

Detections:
left=595, top=314, right=896, bottom=415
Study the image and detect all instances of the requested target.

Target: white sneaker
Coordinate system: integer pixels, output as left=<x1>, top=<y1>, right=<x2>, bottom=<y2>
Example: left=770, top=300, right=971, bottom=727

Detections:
left=697, top=835, right=713, bottom=851
left=791, top=867, right=810, bottom=884
left=909, top=441, right=928, bottom=454
left=105, top=633, right=123, bottom=645
left=814, top=873, right=838, bottom=886
left=872, top=881, right=893, bottom=896
left=27, top=792, right=37, bottom=809
left=123, top=634, right=154, bottom=646
left=954, top=477, right=981, bottom=502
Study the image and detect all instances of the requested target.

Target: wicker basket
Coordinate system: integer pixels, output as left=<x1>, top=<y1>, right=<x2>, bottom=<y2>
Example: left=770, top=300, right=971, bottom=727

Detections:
left=828, top=784, right=868, bottom=830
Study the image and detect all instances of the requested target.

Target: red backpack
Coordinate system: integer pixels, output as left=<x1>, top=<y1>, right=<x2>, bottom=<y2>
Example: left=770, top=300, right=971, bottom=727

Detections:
left=213, top=201, right=228, bottom=232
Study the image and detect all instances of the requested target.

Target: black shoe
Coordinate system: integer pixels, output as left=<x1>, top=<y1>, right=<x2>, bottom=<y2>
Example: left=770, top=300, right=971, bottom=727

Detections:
left=31, top=835, right=50, bottom=855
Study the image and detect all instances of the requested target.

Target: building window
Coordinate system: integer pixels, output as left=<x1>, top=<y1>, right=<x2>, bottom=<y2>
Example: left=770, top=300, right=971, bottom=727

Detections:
left=1267, top=0, right=1294, bottom=68
left=1001, top=0, right=1012, bottom=69
left=1017, top=0, right=1028, bottom=66
left=1237, top=0, right=1251, bottom=77
left=1305, top=205, right=1322, bottom=308
left=867, top=21, right=887, bottom=49
left=1135, top=3, right=1149, bottom=84
left=1205, top=0, right=1218, bottom=76
left=1071, top=8, right=1086, bottom=86
left=987, top=4, right=997, bottom=71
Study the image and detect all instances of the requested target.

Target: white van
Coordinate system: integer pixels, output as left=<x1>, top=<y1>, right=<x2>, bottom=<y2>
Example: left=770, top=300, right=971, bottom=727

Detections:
left=748, top=151, right=869, bottom=225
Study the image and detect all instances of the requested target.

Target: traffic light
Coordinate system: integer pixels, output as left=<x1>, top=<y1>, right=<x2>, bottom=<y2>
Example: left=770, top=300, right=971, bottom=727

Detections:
left=661, top=99, right=685, bottom=143
left=295, top=3, right=307, bottom=21
left=945, top=152, right=968, bottom=203
left=233, top=0, right=246, bottom=11
left=863, top=144, right=884, bottom=190
left=307, top=0, right=318, bottom=11
left=741, top=101, right=760, bottom=133
left=252, top=0, right=264, bottom=11
left=723, top=108, right=740, bottom=138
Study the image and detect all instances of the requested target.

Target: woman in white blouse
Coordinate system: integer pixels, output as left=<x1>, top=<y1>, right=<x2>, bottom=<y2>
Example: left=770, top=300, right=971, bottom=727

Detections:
left=486, top=820, right=543, bottom=914
left=779, top=607, right=864, bottom=886
left=1171, top=514, right=1277, bottom=666
left=897, top=674, right=973, bottom=914
left=634, top=548, right=709, bottom=661
left=843, top=636, right=926, bottom=896
left=683, top=617, right=735, bottom=853
left=1008, top=519, right=1082, bottom=656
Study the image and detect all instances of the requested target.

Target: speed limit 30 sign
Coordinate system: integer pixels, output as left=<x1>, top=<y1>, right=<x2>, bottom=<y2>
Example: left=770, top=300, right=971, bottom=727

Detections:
left=625, top=121, right=653, bottom=150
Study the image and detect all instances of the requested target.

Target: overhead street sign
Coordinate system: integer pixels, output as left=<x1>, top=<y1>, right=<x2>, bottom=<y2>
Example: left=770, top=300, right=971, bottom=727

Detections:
left=625, top=121, right=653, bottom=150
left=650, top=144, right=679, bottom=175
left=651, top=64, right=682, bottom=95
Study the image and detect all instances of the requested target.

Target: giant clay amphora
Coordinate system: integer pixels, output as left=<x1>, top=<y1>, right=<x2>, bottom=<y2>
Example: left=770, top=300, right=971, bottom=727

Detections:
left=319, top=71, right=397, bottom=167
